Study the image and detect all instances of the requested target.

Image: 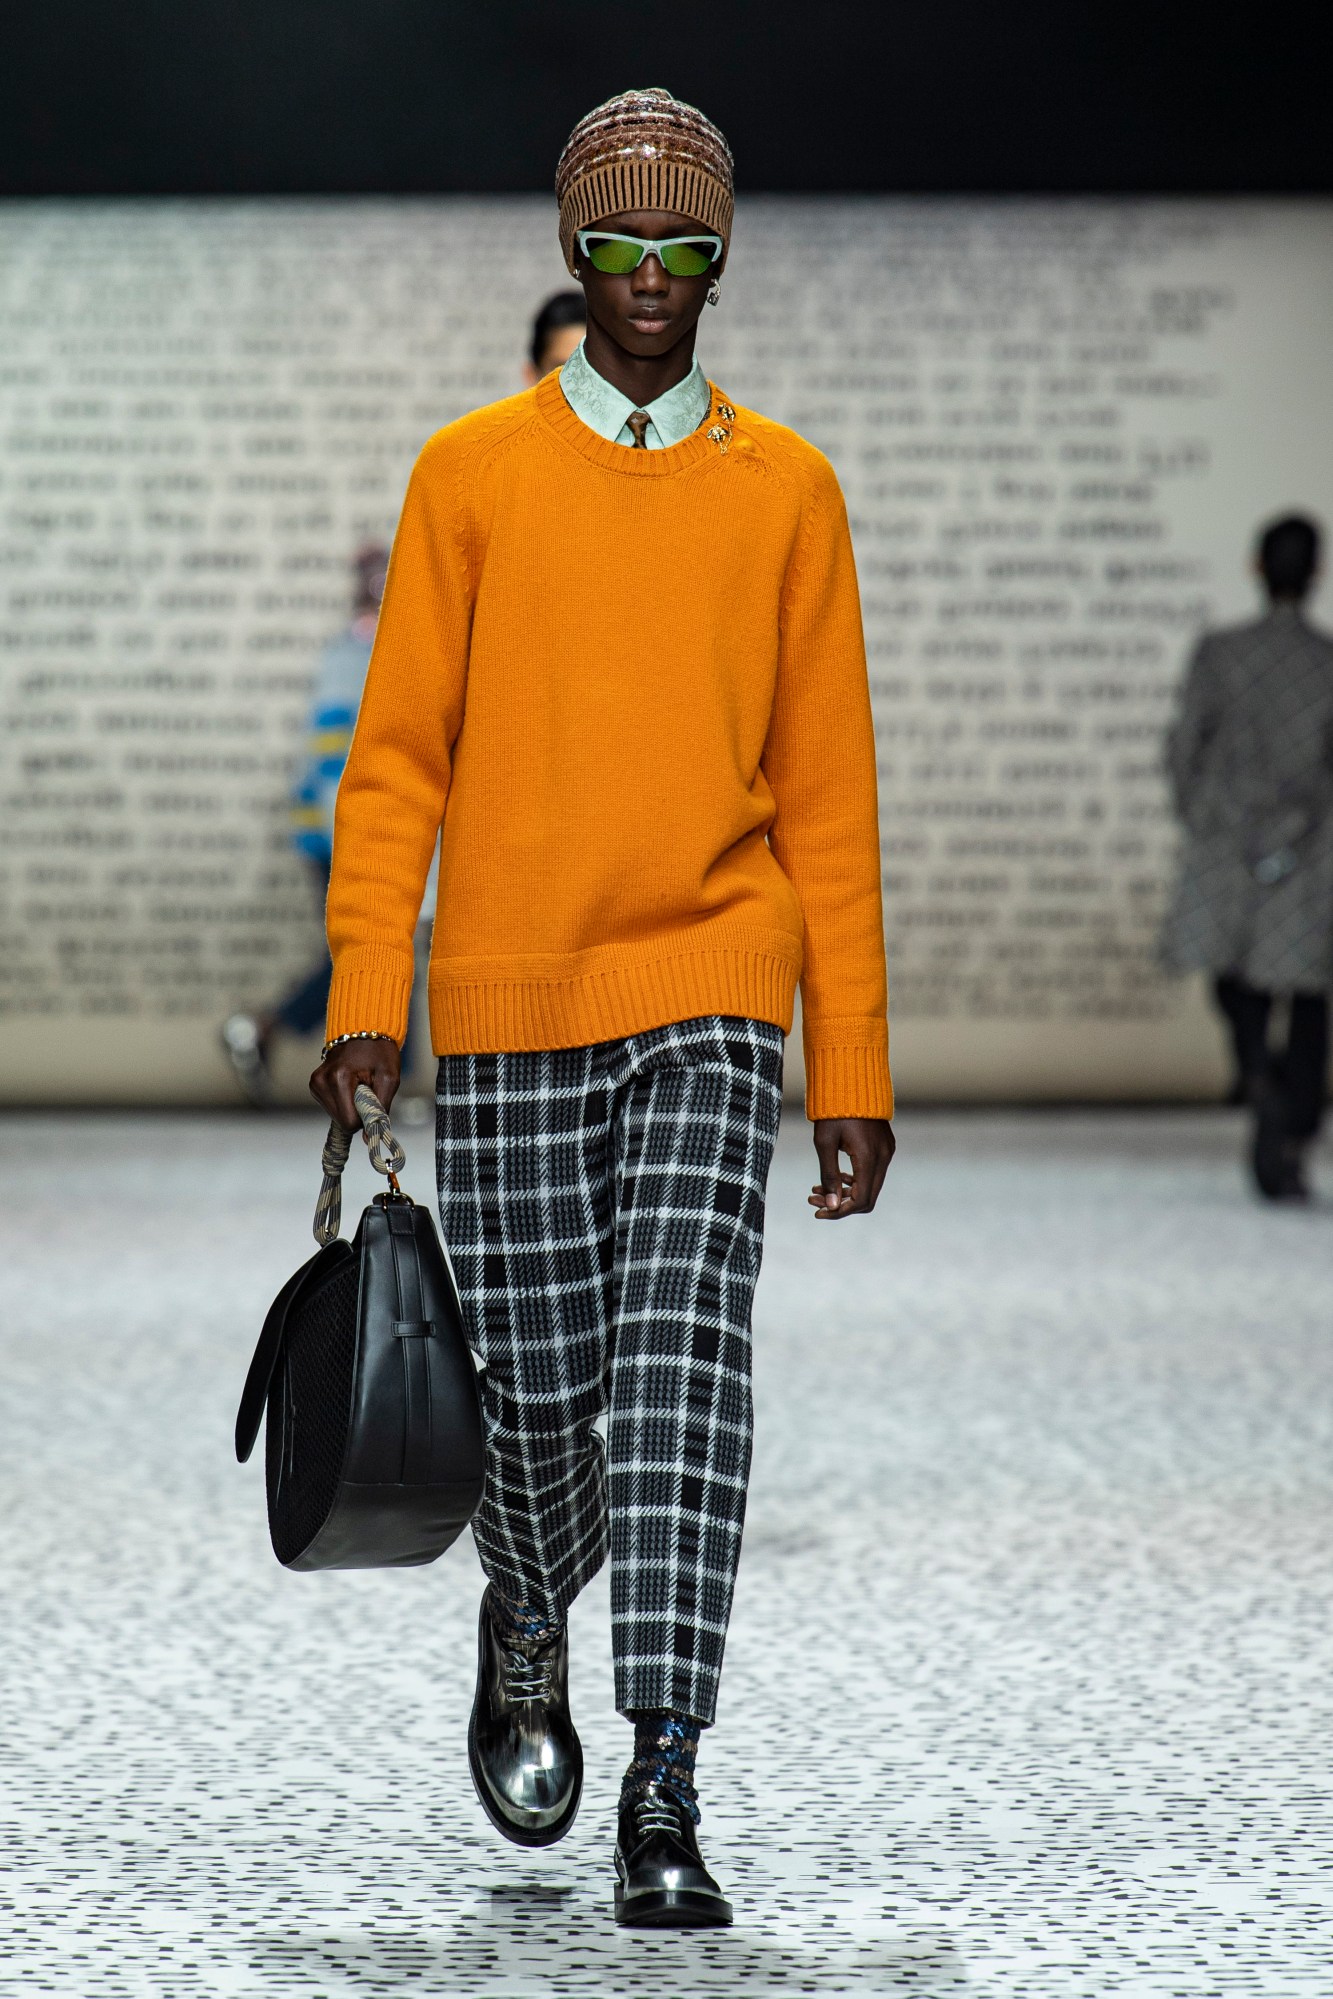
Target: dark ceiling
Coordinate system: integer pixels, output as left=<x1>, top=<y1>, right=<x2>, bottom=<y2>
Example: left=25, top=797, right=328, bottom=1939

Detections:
left=2, top=0, right=1324, bottom=196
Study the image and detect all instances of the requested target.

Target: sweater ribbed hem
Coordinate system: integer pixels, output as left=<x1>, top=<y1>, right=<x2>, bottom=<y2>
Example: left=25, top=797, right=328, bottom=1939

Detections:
left=804, top=1026, right=894, bottom=1121
left=427, top=941, right=800, bottom=1055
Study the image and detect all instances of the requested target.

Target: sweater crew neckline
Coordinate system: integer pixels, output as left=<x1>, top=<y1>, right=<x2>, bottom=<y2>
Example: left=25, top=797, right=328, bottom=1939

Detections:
left=536, top=367, right=724, bottom=475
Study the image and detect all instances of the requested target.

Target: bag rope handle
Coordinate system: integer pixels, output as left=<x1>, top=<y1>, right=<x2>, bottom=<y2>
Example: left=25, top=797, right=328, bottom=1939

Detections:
left=313, top=1084, right=409, bottom=1246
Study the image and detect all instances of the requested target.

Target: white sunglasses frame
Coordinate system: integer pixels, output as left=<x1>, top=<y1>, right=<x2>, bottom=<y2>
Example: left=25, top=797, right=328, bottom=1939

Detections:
left=574, top=228, right=724, bottom=276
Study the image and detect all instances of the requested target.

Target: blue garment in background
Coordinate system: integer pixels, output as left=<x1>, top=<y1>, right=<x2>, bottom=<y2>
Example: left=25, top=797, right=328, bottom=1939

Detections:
left=283, top=615, right=423, bottom=1066
left=274, top=854, right=416, bottom=1070
left=289, top=624, right=375, bottom=863
left=275, top=859, right=334, bottom=1034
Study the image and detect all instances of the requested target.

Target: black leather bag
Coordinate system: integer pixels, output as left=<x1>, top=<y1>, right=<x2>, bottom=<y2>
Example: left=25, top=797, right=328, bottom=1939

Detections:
left=235, top=1086, right=485, bottom=1571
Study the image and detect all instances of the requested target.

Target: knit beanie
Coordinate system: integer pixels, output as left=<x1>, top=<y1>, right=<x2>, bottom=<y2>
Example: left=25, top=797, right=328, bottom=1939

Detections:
left=555, top=88, right=734, bottom=276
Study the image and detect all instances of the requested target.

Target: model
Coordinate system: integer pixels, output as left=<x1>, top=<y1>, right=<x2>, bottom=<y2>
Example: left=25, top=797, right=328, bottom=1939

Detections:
left=310, top=87, right=894, bottom=1928
left=1163, top=514, right=1333, bottom=1201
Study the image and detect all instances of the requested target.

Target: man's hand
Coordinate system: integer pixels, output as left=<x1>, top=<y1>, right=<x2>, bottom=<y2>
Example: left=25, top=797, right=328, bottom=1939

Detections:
left=309, top=1037, right=402, bottom=1132
left=809, top=1116, right=895, bottom=1219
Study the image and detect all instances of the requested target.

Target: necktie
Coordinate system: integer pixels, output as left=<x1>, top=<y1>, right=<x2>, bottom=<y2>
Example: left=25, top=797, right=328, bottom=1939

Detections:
left=626, top=410, right=651, bottom=449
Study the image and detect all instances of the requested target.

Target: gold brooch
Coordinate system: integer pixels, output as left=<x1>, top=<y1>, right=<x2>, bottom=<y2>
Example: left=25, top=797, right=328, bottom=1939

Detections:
left=708, top=401, right=736, bottom=455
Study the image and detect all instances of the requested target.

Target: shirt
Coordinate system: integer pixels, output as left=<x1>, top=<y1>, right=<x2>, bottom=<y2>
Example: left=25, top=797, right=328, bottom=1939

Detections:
left=559, top=339, right=711, bottom=449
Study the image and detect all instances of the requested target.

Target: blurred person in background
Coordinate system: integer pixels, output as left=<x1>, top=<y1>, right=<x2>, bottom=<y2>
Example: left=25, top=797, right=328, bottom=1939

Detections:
left=1162, top=514, right=1333, bottom=1201
left=523, top=289, right=586, bottom=382
left=221, top=297, right=587, bottom=1107
left=220, top=542, right=388, bottom=1102
left=307, top=88, right=894, bottom=1929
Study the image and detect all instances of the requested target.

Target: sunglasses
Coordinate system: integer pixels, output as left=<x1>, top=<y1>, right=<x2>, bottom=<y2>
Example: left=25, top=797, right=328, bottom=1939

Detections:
left=575, top=229, right=724, bottom=278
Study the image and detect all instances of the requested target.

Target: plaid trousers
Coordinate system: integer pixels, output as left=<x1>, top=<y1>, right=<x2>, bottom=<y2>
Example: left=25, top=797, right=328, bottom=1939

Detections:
left=435, top=1014, right=784, bottom=1726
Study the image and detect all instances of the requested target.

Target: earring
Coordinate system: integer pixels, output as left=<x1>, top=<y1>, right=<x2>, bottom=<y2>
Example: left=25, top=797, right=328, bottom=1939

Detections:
left=706, top=279, right=721, bottom=307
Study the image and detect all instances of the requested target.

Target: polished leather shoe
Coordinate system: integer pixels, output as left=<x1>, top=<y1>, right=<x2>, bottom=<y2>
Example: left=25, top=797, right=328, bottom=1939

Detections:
left=467, top=1586, right=582, bottom=1847
left=1251, top=1080, right=1311, bottom=1202
left=1251, top=1077, right=1289, bottom=1200
left=614, top=1789, right=733, bottom=1928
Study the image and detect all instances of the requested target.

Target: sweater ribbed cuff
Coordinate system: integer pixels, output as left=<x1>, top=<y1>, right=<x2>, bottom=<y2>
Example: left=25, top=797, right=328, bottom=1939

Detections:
left=325, top=948, right=415, bottom=1047
left=803, top=1025, right=894, bottom=1121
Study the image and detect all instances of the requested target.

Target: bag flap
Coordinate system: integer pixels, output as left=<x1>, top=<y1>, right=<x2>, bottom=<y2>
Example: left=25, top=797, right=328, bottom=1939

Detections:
left=234, top=1239, right=351, bottom=1464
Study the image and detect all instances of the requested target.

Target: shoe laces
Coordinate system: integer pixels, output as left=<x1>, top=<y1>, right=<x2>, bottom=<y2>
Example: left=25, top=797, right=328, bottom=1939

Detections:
left=632, top=1793, right=683, bottom=1842
left=501, top=1648, right=553, bottom=1703
left=623, top=1750, right=702, bottom=1827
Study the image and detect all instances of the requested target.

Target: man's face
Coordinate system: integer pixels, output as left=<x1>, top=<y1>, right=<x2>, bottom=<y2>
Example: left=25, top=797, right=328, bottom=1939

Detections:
left=573, top=208, right=719, bottom=361
left=538, top=321, right=585, bottom=375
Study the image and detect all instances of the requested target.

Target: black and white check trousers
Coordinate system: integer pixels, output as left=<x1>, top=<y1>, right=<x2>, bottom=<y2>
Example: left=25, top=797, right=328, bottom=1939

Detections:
left=435, top=1014, right=784, bottom=1726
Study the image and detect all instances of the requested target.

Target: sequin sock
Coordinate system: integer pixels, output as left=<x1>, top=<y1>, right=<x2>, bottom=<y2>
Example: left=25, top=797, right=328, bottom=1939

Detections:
left=621, top=1710, right=702, bottom=1825
left=491, top=1590, right=563, bottom=1648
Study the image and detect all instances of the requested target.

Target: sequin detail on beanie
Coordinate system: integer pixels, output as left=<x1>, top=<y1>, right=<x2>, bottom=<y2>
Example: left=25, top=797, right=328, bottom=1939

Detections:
left=621, top=1711, right=702, bottom=1824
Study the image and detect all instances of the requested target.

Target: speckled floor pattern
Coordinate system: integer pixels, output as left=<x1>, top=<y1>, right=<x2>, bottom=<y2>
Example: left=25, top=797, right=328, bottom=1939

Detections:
left=2, top=1107, right=1331, bottom=1997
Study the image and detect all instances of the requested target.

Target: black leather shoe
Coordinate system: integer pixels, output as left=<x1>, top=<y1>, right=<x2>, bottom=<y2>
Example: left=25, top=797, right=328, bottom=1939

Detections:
left=1251, top=1076, right=1286, bottom=1199
left=467, top=1585, right=582, bottom=1847
left=614, top=1790, right=732, bottom=1928
left=1251, top=1079, right=1310, bottom=1201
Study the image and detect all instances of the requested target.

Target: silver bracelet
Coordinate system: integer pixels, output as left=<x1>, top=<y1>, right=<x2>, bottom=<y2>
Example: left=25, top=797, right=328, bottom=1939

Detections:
left=321, top=1030, right=396, bottom=1061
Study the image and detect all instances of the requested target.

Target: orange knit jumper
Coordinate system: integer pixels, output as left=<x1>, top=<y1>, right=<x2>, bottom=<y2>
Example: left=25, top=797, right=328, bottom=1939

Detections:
left=325, top=371, right=892, bottom=1121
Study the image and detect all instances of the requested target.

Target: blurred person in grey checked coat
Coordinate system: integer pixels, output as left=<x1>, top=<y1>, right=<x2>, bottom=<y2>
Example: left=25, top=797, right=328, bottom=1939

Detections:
left=1162, top=515, right=1333, bottom=1201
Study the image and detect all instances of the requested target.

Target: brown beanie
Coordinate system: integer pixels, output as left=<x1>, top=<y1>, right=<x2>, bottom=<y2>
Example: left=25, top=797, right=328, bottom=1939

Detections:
left=555, top=88, right=734, bottom=276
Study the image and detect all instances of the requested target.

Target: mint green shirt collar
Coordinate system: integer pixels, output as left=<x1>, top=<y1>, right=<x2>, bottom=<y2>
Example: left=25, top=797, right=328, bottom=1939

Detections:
left=559, top=339, right=711, bottom=450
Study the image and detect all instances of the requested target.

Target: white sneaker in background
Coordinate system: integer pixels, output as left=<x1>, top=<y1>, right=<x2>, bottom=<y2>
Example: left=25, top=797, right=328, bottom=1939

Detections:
left=220, top=1013, right=273, bottom=1106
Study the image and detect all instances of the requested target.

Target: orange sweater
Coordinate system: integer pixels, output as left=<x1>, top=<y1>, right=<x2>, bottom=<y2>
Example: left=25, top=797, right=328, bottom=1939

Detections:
left=326, top=371, right=891, bottom=1121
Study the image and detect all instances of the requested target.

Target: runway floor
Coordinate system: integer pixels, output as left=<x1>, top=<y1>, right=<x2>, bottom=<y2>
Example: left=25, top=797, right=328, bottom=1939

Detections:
left=3, top=1107, right=1331, bottom=1997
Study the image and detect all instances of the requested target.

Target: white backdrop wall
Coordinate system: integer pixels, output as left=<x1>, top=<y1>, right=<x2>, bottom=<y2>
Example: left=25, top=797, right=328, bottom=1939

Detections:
left=1, top=198, right=1331, bottom=1103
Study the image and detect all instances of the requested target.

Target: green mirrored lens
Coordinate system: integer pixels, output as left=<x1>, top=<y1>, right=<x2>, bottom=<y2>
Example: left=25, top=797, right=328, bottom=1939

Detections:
left=660, top=240, right=716, bottom=277
left=587, top=237, right=643, bottom=274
